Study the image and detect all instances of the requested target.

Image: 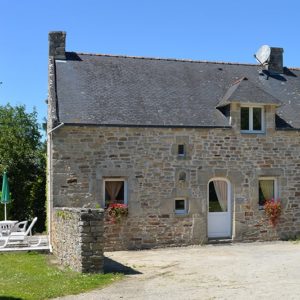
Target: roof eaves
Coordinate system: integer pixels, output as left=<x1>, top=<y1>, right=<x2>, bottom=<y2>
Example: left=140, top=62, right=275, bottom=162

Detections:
left=276, top=127, right=300, bottom=131
left=62, top=122, right=232, bottom=129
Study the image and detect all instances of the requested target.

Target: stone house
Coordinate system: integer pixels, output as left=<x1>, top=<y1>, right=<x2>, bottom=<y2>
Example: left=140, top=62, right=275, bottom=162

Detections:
left=48, top=31, right=300, bottom=251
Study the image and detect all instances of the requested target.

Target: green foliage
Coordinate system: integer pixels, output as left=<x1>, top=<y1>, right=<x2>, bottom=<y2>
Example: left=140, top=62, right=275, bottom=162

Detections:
left=0, top=104, right=46, bottom=231
left=0, top=252, right=122, bottom=300
left=56, top=210, right=72, bottom=220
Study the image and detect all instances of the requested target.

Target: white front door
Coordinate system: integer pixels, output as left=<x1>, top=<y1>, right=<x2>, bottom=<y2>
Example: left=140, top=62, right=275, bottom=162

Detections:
left=208, top=179, right=231, bottom=238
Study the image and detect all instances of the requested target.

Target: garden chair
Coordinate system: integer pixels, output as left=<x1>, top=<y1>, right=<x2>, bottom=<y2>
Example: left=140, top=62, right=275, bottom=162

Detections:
left=0, top=221, right=18, bottom=236
left=0, top=217, right=40, bottom=248
left=11, top=221, right=28, bottom=233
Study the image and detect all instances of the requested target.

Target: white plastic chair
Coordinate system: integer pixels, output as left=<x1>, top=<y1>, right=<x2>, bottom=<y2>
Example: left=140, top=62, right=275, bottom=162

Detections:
left=0, top=217, right=40, bottom=248
left=11, top=221, right=28, bottom=233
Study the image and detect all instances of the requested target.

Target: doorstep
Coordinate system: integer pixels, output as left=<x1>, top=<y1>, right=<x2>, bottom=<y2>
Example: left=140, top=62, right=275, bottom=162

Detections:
left=207, top=238, right=233, bottom=245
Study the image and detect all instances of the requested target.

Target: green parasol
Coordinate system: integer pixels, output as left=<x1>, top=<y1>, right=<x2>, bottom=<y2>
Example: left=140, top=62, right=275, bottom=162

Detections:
left=1, top=171, right=10, bottom=220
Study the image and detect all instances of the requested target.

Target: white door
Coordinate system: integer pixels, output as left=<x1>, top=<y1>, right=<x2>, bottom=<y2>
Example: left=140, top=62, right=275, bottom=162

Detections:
left=208, top=179, right=231, bottom=238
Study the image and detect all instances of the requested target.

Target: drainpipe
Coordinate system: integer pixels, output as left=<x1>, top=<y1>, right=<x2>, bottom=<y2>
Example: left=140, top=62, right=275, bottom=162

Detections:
left=47, top=122, right=64, bottom=252
left=48, top=122, right=64, bottom=134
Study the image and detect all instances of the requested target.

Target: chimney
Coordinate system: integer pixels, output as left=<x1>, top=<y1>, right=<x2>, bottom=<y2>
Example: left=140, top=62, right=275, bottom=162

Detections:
left=49, top=31, right=66, bottom=60
left=266, top=47, right=284, bottom=73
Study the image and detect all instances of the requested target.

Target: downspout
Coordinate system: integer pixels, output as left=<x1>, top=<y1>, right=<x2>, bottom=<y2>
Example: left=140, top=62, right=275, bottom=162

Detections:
left=47, top=122, right=64, bottom=252
left=48, top=122, right=64, bottom=134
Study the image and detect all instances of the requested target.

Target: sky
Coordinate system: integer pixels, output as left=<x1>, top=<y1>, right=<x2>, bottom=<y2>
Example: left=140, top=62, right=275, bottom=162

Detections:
left=1, top=0, right=300, bottom=127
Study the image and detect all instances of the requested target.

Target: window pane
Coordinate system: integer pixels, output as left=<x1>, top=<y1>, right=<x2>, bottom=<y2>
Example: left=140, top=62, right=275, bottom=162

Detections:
left=241, top=107, right=249, bottom=130
left=259, top=180, right=274, bottom=206
left=253, top=108, right=262, bottom=131
left=209, top=181, right=227, bottom=212
left=105, top=181, right=125, bottom=206
left=178, top=144, right=185, bottom=156
left=175, top=199, right=185, bottom=210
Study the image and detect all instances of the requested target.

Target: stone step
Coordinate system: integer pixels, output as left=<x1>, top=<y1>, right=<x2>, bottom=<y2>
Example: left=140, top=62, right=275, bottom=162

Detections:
left=207, top=238, right=233, bottom=245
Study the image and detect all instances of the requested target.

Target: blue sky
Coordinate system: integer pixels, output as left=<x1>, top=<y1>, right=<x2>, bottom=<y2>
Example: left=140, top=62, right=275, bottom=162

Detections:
left=1, top=0, right=300, bottom=126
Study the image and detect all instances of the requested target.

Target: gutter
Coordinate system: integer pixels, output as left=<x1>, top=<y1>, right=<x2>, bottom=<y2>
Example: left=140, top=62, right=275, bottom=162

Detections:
left=275, top=127, right=300, bottom=131
left=60, top=122, right=232, bottom=129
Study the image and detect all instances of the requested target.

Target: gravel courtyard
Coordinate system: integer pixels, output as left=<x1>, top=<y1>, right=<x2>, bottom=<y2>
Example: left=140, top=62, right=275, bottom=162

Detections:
left=57, top=241, right=300, bottom=300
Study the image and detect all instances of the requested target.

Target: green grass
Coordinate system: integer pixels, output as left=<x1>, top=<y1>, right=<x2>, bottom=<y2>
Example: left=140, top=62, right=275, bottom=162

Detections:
left=0, top=252, right=122, bottom=300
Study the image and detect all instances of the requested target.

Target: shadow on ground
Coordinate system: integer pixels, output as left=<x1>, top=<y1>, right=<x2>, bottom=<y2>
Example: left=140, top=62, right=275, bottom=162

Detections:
left=104, top=256, right=142, bottom=275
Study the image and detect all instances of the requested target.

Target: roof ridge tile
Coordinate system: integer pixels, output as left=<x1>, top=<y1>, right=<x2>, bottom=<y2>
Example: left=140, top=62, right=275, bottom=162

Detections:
left=71, top=51, right=259, bottom=66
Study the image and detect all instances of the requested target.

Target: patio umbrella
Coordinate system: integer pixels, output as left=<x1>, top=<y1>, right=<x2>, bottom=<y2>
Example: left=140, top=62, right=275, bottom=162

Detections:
left=1, top=171, right=10, bottom=220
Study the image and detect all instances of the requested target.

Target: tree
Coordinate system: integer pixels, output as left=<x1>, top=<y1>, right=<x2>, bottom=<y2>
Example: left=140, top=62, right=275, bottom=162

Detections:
left=0, top=104, right=46, bottom=232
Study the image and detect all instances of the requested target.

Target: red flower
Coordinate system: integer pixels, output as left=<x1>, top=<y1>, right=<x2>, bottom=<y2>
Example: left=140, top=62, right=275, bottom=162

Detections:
left=264, top=199, right=281, bottom=227
left=106, top=203, right=128, bottom=224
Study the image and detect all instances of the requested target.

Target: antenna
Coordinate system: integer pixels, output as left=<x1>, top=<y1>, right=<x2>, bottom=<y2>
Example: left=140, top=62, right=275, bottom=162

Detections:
left=254, top=45, right=271, bottom=65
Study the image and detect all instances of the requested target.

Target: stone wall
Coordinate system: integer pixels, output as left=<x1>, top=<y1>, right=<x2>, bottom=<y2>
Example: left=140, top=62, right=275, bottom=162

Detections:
left=104, top=213, right=205, bottom=251
left=52, top=207, right=104, bottom=273
left=49, top=125, right=300, bottom=250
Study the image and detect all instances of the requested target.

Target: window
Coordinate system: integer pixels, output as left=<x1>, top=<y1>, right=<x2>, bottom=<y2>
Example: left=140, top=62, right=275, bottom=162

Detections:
left=178, top=171, right=186, bottom=182
left=241, top=106, right=264, bottom=133
left=178, top=144, right=185, bottom=156
left=175, top=199, right=187, bottom=214
left=209, top=180, right=228, bottom=212
left=103, top=179, right=127, bottom=207
left=258, top=178, right=277, bottom=207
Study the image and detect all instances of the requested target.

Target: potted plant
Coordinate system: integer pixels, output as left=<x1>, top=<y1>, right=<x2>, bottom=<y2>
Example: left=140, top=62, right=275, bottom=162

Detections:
left=264, top=199, right=281, bottom=227
left=107, top=203, right=128, bottom=224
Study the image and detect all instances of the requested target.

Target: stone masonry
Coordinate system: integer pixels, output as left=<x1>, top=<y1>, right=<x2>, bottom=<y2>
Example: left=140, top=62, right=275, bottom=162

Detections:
left=47, top=31, right=300, bottom=252
left=49, top=121, right=300, bottom=251
left=52, top=207, right=104, bottom=272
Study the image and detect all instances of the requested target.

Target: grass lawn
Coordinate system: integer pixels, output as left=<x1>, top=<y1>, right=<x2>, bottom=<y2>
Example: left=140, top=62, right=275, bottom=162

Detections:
left=0, top=252, right=122, bottom=300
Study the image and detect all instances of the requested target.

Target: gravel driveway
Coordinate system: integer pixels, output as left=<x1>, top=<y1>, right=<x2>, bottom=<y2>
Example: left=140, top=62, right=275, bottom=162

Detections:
left=56, top=241, right=300, bottom=300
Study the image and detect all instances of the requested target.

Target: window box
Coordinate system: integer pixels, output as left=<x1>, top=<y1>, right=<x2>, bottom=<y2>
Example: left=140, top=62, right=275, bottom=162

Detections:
left=107, top=203, right=128, bottom=224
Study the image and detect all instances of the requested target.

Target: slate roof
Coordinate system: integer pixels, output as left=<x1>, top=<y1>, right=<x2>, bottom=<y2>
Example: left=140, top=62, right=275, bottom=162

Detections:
left=217, top=77, right=282, bottom=108
left=54, top=52, right=300, bottom=129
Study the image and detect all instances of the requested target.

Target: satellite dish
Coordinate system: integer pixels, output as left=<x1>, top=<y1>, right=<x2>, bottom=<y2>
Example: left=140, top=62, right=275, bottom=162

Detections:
left=254, top=45, right=271, bottom=65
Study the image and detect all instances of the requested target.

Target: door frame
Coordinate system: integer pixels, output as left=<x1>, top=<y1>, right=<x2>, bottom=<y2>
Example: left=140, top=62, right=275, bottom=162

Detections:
left=207, top=177, right=232, bottom=238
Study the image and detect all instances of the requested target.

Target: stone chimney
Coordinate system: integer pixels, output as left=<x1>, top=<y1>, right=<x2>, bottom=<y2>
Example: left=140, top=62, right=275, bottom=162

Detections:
left=49, top=31, right=66, bottom=59
left=267, top=47, right=284, bottom=73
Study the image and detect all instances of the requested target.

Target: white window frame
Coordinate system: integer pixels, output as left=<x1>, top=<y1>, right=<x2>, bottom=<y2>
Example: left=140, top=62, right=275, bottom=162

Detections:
left=103, top=178, right=128, bottom=207
left=240, top=105, right=265, bottom=133
left=174, top=198, right=188, bottom=215
left=258, top=177, right=278, bottom=209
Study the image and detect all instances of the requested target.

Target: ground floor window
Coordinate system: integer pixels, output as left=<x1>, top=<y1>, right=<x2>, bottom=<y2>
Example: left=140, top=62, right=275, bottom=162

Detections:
left=175, top=199, right=188, bottom=214
left=104, top=179, right=127, bottom=207
left=209, top=180, right=228, bottom=212
left=259, top=178, right=277, bottom=207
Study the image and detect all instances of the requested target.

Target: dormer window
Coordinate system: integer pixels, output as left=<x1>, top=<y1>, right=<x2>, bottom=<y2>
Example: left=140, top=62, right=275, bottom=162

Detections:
left=241, top=106, right=264, bottom=133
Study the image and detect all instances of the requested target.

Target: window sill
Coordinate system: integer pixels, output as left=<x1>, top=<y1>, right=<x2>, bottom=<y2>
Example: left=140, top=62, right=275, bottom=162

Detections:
left=175, top=211, right=188, bottom=216
left=240, top=130, right=265, bottom=134
left=177, top=155, right=186, bottom=159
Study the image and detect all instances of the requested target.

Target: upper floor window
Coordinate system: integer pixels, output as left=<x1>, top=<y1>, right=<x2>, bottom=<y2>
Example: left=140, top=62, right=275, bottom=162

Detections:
left=241, top=106, right=264, bottom=133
